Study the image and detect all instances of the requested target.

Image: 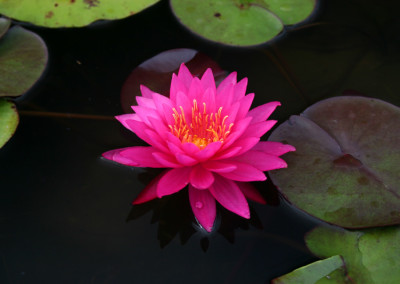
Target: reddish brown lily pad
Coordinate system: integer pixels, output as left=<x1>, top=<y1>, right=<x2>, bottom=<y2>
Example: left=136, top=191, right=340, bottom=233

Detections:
left=268, top=96, right=400, bottom=228
left=120, top=48, right=225, bottom=113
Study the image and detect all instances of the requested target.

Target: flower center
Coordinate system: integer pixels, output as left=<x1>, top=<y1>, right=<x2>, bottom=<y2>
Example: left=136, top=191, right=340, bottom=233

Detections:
left=169, top=100, right=234, bottom=149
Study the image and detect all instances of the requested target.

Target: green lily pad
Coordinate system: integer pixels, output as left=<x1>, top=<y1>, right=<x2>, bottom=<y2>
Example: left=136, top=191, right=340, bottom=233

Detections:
left=0, top=17, right=11, bottom=39
left=303, top=226, right=400, bottom=283
left=0, top=0, right=159, bottom=28
left=121, top=48, right=225, bottom=113
left=268, top=96, right=400, bottom=228
left=271, top=255, right=346, bottom=284
left=0, top=98, right=19, bottom=149
left=169, top=0, right=316, bottom=46
left=0, top=26, right=48, bottom=97
left=263, top=0, right=316, bottom=25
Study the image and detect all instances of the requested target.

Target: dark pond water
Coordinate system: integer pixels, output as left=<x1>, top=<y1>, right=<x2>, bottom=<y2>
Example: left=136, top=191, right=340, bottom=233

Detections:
left=1, top=0, right=400, bottom=283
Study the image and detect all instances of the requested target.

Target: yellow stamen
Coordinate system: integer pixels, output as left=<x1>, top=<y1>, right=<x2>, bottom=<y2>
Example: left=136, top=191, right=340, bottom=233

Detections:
left=169, top=100, right=234, bottom=149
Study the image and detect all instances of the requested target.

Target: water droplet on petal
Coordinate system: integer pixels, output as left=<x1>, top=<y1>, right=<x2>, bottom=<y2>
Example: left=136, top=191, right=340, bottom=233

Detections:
left=195, top=201, right=203, bottom=209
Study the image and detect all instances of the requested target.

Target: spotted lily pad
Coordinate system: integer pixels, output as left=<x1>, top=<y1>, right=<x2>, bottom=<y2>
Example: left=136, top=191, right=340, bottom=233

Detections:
left=0, top=99, right=19, bottom=149
left=268, top=96, right=400, bottom=228
left=0, top=26, right=48, bottom=97
left=121, top=48, right=225, bottom=113
left=169, top=0, right=316, bottom=46
left=0, top=0, right=159, bottom=28
left=302, top=226, right=400, bottom=283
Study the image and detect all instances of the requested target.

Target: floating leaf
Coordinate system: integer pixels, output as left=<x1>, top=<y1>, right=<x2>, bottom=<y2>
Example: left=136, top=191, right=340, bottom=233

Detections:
left=169, top=0, right=316, bottom=46
left=268, top=96, right=400, bottom=228
left=264, top=0, right=316, bottom=25
left=0, top=98, right=19, bottom=149
left=121, top=48, right=225, bottom=113
left=0, top=0, right=159, bottom=28
left=271, top=255, right=345, bottom=284
left=304, top=226, right=400, bottom=283
left=0, top=26, right=48, bottom=97
left=0, top=17, right=10, bottom=39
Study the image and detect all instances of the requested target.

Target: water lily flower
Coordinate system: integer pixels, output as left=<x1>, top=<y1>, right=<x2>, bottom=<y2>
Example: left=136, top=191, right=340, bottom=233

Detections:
left=103, top=64, right=295, bottom=232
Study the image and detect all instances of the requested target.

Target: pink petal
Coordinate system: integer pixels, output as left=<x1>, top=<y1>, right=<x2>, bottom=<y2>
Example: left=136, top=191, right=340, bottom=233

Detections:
left=120, top=147, right=166, bottom=168
left=232, top=137, right=260, bottom=155
left=148, top=116, right=169, bottom=139
left=176, top=153, right=198, bottom=166
left=216, top=83, right=234, bottom=110
left=152, top=152, right=180, bottom=167
left=166, top=130, right=183, bottom=145
left=237, top=182, right=266, bottom=205
left=170, top=73, right=187, bottom=104
left=199, top=87, right=216, bottom=113
left=175, top=89, right=192, bottom=109
left=218, top=162, right=266, bottom=182
left=162, top=103, right=175, bottom=126
left=132, top=105, right=161, bottom=127
left=224, top=101, right=239, bottom=125
left=188, top=185, right=216, bottom=232
left=132, top=171, right=166, bottom=204
left=222, top=117, right=253, bottom=149
left=167, top=140, right=184, bottom=155
left=230, top=151, right=288, bottom=171
left=209, top=175, right=250, bottom=219
left=217, top=72, right=237, bottom=95
left=182, top=142, right=200, bottom=156
left=140, top=85, right=155, bottom=99
left=232, top=77, right=248, bottom=102
left=144, top=129, right=169, bottom=152
left=157, top=167, right=191, bottom=198
left=242, top=120, right=277, bottom=138
left=187, top=77, right=204, bottom=102
left=136, top=96, right=156, bottom=109
left=203, top=160, right=237, bottom=173
left=247, top=101, right=281, bottom=123
left=125, top=119, right=153, bottom=144
left=116, top=114, right=140, bottom=130
left=152, top=92, right=173, bottom=123
left=251, top=141, right=296, bottom=156
left=102, top=148, right=138, bottom=166
left=190, top=164, right=215, bottom=189
left=213, top=146, right=242, bottom=160
left=194, top=141, right=222, bottom=161
left=235, top=93, right=254, bottom=121
left=200, top=68, right=216, bottom=93
left=177, top=63, right=194, bottom=89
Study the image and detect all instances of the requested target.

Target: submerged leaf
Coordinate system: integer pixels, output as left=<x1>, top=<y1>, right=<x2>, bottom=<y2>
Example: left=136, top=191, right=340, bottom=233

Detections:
left=170, top=0, right=316, bottom=46
left=0, top=99, right=19, bottom=149
left=268, top=96, right=400, bottom=228
left=0, top=26, right=48, bottom=97
left=0, top=0, right=159, bottom=27
left=121, top=48, right=225, bottom=113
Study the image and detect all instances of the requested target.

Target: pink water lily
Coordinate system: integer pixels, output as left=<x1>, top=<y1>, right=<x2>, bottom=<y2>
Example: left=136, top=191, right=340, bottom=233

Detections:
left=103, top=64, right=295, bottom=232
